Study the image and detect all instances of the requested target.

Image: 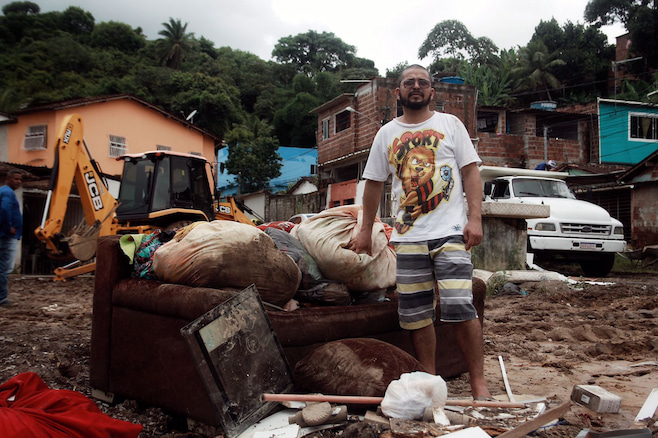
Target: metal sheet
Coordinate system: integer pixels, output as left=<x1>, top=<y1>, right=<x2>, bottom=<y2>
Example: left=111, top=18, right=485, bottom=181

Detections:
left=181, top=285, right=294, bottom=438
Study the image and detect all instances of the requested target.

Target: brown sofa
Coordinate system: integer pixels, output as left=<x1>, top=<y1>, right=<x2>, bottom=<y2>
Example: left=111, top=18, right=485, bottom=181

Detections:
left=90, top=235, right=486, bottom=427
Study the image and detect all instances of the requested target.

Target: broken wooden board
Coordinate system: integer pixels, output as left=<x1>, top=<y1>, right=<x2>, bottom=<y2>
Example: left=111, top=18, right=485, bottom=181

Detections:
left=496, top=400, right=571, bottom=438
left=635, top=388, right=658, bottom=422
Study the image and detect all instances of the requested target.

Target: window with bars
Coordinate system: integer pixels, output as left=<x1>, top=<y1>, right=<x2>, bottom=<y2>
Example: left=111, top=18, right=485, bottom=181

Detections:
left=23, top=125, right=47, bottom=150
left=109, top=135, right=127, bottom=158
left=322, top=118, right=330, bottom=140
left=629, top=113, right=658, bottom=140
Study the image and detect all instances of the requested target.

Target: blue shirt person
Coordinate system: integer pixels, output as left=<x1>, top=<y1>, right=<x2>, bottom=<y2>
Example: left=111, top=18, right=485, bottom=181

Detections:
left=0, top=169, right=23, bottom=306
left=534, top=160, right=557, bottom=171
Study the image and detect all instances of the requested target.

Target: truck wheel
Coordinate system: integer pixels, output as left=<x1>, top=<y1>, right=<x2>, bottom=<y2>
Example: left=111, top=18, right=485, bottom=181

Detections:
left=579, top=253, right=616, bottom=277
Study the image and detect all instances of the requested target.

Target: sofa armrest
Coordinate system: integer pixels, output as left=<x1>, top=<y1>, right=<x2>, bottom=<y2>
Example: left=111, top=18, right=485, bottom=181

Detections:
left=90, top=235, right=133, bottom=390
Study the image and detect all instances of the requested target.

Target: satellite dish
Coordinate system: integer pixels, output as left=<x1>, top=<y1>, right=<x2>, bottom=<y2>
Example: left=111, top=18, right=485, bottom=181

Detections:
left=185, top=110, right=198, bottom=122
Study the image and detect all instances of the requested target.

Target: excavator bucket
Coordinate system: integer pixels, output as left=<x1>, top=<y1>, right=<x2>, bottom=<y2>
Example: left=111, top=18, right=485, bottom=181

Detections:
left=63, top=219, right=102, bottom=261
left=67, top=233, right=99, bottom=261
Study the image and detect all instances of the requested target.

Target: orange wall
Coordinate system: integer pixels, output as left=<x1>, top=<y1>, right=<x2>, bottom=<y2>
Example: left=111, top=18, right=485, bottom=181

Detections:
left=8, top=99, right=216, bottom=177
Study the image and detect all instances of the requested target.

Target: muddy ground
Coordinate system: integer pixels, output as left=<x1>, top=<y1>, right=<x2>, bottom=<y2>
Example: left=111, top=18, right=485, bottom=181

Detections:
left=2, top=263, right=658, bottom=437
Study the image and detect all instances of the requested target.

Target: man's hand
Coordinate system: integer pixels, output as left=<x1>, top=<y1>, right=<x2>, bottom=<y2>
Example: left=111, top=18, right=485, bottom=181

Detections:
left=9, top=227, right=16, bottom=236
left=347, top=228, right=373, bottom=256
left=463, top=219, right=482, bottom=251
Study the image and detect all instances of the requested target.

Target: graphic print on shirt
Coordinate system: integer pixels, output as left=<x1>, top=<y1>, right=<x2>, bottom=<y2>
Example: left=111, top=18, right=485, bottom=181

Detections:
left=389, top=129, right=455, bottom=234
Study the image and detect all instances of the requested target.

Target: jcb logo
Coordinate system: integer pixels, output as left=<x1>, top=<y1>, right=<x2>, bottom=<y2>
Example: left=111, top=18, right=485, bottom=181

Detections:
left=63, top=124, right=73, bottom=144
left=218, top=205, right=231, bottom=214
left=85, top=172, right=103, bottom=211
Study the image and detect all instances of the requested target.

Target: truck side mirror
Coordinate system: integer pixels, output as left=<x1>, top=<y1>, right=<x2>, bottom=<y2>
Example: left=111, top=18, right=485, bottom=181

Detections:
left=483, top=181, right=493, bottom=200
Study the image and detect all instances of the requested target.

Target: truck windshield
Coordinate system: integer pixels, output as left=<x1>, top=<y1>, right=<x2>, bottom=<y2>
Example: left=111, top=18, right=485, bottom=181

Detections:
left=512, top=179, right=576, bottom=199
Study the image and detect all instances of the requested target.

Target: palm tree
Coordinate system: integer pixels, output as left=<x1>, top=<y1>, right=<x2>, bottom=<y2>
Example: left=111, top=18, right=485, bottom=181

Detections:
left=512, top=40, right=565, bottom=102
left=157, top=18, right=193, bottom=69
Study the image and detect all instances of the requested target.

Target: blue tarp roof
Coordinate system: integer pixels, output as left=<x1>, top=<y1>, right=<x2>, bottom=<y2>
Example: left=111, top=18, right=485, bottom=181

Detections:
left=216, top=146, right=317, bottom=196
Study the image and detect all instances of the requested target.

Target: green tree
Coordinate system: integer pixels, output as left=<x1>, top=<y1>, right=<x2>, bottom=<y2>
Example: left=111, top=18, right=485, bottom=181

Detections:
left=90, top=21, right=144, bottom=53
left=459, top=62, right=514, bottom=106
left=512, top=40, right=566, bottom=102
left=585, top=0, right=658, bottom=68
left=272, top=30, right=361, bottom=76
left=418, top=20, right=499, bottom=66
left=168, top=71, right=244, bottom=138
left=225, top=118, right=282, bottom=193
left=386, top=62, right=409, bottom=79
left=531, top=18, right=614, bottom=102
left=60, top=6, right=94, bottom=36
left=2, top=1, right=39, bottom=15
left=214, top=47, right=277, bottom=114
left=273, top=90, right=321, bottom=146
left=157, top=18, right=193, bottom=69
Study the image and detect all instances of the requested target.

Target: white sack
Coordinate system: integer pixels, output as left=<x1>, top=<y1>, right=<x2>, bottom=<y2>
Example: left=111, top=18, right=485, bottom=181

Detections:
left=290, top=205, right=395, bottom=291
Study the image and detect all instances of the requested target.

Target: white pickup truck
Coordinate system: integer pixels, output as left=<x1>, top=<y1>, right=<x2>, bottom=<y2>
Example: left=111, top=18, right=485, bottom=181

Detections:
left=480, top=167, right=626, bottom=277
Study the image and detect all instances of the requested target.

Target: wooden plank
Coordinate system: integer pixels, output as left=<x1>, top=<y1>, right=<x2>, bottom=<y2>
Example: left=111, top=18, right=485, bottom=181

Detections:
left=635, top=388, right=658, bottom=422
left=262, top=393, right=527, bottom=409
left=496, top=401, right=571, bottom=438
left=499, top=355, right=516, bottom=402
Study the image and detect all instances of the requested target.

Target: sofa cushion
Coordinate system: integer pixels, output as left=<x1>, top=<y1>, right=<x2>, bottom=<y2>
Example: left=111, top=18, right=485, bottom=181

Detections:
left=293, top=338, right=428, bottom=397
left=112, top=278, right=241, bottom=321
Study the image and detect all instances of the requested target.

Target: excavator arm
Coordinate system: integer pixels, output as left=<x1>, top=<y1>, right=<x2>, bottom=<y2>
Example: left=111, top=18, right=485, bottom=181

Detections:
left=34, top=114, right=119, bottom=261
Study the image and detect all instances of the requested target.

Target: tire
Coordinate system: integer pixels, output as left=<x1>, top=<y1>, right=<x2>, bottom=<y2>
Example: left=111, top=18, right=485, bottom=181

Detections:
left=579, top=253, right=616, bottom=277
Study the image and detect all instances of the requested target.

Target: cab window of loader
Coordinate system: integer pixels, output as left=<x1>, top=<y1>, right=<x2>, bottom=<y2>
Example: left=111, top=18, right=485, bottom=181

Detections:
left=189, top=161, right=213, bottom=208
left=152, top=158, right=171, bottom=211
left=171, top=157, right=193, bottom=205
left=117, top=159, right=155, bottom=216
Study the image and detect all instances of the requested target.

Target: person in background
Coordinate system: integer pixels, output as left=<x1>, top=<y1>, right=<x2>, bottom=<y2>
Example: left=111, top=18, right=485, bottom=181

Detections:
left=534, top=160, right=557, bottom=171
left=0, top=169, right=24, bottom=306
left=348, top=64, right=491, bottom=400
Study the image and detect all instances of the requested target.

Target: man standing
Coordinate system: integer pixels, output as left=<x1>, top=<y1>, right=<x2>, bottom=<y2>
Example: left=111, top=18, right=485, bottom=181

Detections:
left=0, top=169, right=23, bottom=306
left=348, top=65, right=491, bottom=399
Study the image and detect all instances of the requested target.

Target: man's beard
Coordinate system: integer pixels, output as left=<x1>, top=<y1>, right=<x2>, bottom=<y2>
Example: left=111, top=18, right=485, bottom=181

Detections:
left=399, top=92, right=432, bottom=110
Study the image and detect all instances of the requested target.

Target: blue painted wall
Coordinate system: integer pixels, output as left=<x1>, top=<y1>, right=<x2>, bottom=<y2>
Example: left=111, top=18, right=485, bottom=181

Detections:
left=599, top=100, right=658, bottom=165
left=216, top=146, right=317, bottom=196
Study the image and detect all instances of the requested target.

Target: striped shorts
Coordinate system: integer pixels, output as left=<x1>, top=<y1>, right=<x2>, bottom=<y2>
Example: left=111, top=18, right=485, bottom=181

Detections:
left=394, top=235, right=478, bottom=330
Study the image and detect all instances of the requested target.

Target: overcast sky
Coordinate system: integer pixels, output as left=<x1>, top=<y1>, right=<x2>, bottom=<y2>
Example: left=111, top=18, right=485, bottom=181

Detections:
left=6, top=0, right=626, bottom=74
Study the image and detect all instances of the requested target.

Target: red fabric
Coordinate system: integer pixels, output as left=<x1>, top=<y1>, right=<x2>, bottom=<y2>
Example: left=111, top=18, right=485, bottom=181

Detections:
left=257, top=221, right=295, bottom=233
left=0, top=372, right=142, bottom=438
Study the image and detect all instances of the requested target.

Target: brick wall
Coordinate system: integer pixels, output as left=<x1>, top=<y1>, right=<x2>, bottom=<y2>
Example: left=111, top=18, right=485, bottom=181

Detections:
left=315, top=78, right=596, bottom=174
left=315, top=78, right=478, bottom=167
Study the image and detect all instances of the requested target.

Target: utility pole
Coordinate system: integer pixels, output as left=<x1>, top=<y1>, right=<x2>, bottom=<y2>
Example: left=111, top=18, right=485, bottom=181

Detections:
left=612, top=56, right=643, bottom=100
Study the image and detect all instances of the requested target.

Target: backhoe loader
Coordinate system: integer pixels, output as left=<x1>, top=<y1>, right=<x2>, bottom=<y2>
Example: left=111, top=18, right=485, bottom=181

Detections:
left=35, top=113, right=254, bottom=280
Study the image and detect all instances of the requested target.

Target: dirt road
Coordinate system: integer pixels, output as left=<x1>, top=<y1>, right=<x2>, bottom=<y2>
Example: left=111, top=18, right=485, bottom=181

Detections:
left=1, top=268, right=658, bottom=437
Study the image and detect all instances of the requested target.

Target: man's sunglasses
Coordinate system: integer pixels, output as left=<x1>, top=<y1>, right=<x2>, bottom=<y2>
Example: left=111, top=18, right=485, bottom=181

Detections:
left=401, top=78, right=432, bottom=89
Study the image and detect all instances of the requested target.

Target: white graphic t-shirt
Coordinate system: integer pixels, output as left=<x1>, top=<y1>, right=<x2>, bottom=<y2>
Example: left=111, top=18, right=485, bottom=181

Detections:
left=362, top=112, right=481, bottom=243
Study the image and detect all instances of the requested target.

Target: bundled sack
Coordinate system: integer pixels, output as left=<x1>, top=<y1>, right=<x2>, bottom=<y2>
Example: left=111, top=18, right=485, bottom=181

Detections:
left=293, top=338, right=427, bottom=397
left=153, top=221, right=301, bottom=308
left=290, top=205, right=396, bottom=291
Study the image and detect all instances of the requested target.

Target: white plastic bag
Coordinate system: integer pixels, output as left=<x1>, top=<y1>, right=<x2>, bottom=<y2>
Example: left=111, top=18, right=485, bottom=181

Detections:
left=380, top=372, right=448, bottom=420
